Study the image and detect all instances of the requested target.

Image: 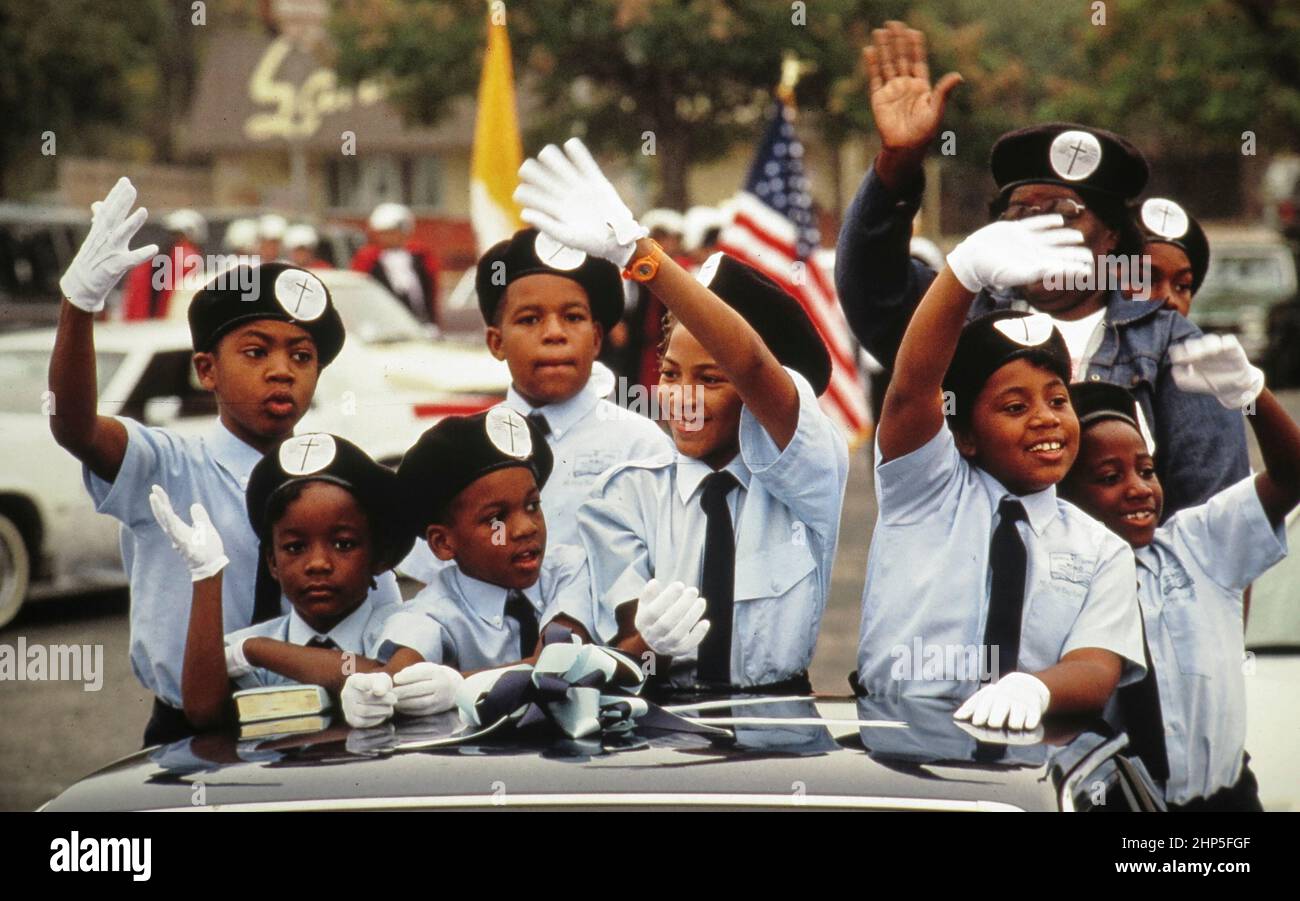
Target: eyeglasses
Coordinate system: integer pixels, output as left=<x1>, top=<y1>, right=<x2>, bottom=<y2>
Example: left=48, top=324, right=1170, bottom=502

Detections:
left=1001, top=198, right=1087, bottom=221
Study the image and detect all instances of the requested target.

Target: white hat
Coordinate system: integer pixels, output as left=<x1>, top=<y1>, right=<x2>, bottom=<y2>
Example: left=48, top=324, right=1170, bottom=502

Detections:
left=163, top=209, right=208, bottom=243
left=222, top=218, right=259, bottom=253
left=641, top=209, right=685, bottom=236
left=284, top=224, right=320, bottom=251
left=258, top=213, right=289, bottom=241
left=682, top=206, right=728, bottom=252
left=369, top=202, right=414, bottom=233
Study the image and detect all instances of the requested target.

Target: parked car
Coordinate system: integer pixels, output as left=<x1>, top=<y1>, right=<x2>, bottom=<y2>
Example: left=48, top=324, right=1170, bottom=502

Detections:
left=38, top=693, right=1163, bottom=812
left=0, top=204, right=90, bottom=332
left=1192, top=227, right=1298, bottom=364
left=0, top=322, right=211, bottom=627
left=0, top=273, right=508, bottom=627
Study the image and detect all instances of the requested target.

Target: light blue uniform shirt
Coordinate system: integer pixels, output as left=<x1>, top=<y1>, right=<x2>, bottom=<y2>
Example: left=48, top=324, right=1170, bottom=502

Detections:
left=403, top=543, right=596, bottom=671
left=83, top=417, right=402, bottom=706
left=224, top=593, right=441, bottom=690
left=1128, top=475, right=1286, bottom=805
left=398, top=368, right=671, bottom=582
left=578, top=368, right=849, bottom=688
left=856, top=425, right=1145, bottom=698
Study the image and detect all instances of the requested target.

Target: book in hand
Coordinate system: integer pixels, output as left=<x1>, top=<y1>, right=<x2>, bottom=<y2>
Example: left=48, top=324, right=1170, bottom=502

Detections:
left=239, top=714, right=332, bottom=741
left=233, top=684, right=331, bottom=724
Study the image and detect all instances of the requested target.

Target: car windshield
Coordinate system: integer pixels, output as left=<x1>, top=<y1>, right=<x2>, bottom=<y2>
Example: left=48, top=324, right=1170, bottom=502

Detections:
left=0, top=349, right=124, bottom=413
left=1245, top=514, right=1300, bottom=650
left=328, top=279, right=429, bottom=344
left=1200, top=250, right=1294, bottom=300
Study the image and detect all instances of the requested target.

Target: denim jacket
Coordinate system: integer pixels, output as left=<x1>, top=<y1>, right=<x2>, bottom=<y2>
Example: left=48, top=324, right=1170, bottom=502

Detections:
left=834, top=165, right=1249, bottom=517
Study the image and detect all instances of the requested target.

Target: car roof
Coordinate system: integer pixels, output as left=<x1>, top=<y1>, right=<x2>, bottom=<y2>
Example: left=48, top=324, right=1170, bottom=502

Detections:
left=42, top=694, right=1124, bottom=812
left=0, top=321, right=195, bottom=352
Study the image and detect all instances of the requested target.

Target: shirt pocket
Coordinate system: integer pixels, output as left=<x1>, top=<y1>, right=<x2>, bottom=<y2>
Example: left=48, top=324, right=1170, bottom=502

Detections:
left=1020, top=555, right=1094, bottom=665
left=734, top=541, right=818, bottom=604
left=733, top=541, right=820, bottom=680
left=570, top=450, right=622, bottom=479
left=1159, top=565, right=1212, bottom=677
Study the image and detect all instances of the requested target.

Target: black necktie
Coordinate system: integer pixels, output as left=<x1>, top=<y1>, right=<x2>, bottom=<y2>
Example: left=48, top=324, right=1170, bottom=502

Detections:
left=696, top=471, right=740, bottom=684
left=984, top=498, right=1028, bottom=678
left=527, top=411, right=551, bottom=439
left=505, top=589, right=539, bottom=659
left=1116, top=619, right=1170, bottom=783
left=306, top=636, right=338, bottom=650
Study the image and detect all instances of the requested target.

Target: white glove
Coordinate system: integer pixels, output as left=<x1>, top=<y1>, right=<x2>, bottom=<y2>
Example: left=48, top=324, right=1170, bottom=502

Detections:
left=392, top=661, right=465, bottom=717
left=224, top=636, right=253, bottom=679
left=946, top=214, right=1094, bottom=294
left=60, top=177, right=159, bottom=313
left=147, top=485, right=229, bottom=581
left=514, top=137, right=649, bottom=268
left=1169, top=333, right=1265, bottom=410
left=341, top=672, right=397, bottom=729
left=634, top=579, right=710, bottom=659
left=954, top=672, right=1051, bottom=730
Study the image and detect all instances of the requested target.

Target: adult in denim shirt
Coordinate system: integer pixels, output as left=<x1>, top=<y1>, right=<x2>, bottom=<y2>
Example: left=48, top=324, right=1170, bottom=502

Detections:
left=835, top=22, right=1247, bottom=517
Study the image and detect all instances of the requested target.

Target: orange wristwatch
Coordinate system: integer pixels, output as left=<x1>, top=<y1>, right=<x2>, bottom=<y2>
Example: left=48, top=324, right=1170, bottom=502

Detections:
left=622, top=240, right=664, bottom=282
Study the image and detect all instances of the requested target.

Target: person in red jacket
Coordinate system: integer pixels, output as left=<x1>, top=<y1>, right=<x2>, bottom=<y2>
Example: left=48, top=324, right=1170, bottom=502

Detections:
left=122, top=209, right=207, bottom=321
left=350, top=202, right=441, bottom=327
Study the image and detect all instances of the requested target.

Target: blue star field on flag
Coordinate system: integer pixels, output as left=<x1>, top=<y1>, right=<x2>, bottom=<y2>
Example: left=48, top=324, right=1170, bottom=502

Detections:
left=743, top=100, right=820, bottom=260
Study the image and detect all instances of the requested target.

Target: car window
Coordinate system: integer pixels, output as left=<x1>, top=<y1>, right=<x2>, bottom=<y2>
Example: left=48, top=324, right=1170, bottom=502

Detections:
left=329, top=279, right=428, bottom=344
left=1245, top=514, right=1300, bottom=651
left=0, top=349, right=124, bottom=413
left=0, top=223, right=65, bottom=300
left=118, top=350, right=217, bottom=422
left=1201, top=250, right=1294, bottom=297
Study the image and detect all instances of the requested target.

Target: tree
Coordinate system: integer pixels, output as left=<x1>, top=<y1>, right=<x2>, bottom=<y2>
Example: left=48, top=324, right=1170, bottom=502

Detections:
left=0, top=0, right=196, bottom=198
left=332, top=0, right=878, bottom=209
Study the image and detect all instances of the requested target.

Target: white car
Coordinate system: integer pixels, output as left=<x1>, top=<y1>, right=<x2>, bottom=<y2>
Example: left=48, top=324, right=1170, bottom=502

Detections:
left=0, top=272, right=510, bottom=627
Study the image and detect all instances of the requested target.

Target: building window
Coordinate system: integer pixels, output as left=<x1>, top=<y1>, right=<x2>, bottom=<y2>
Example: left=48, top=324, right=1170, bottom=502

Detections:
left=327, top=154, right=441, bottom=212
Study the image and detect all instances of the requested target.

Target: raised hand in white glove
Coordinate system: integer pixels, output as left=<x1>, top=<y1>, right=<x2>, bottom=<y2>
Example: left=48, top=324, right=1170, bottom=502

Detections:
left=392, top=661, right=465, bottom=717
left=1169, top=333, right=1265, bottom=410
left=953, top=671, right=1051, bottom=730
left=147, top=485, right=229, bottom=581
left=60, top=177, right=159, bottom=313
left=341, top=671, right=396, bottom=729
left=634, top=579, right=710, bottom=659
left=946, top=214, right=1094, bottom=294
left=514, top=137, right=649, bottom=268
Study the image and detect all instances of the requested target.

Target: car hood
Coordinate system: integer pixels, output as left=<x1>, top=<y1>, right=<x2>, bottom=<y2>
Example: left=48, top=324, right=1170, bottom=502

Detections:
left=42, top=694, right=1121, bottom=812
left=357, top=339, right=510, bottom=396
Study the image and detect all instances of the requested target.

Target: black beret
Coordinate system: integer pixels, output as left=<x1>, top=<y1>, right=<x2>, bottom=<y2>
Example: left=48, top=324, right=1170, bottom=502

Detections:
left=246, top=433, right=415, bottom=566
left=475, top=228, right=624, bottom=330
left=396, top=408, right=554, bottom=536
left=1068, top=381, right=1141, bottom=431
left=692, top=252, right=833, bottom=395
left=187, top=262, right=345, bottom=367
left=943, top=311, right=1071, bottom=421
left=990, top=123, right=1148, bottom=201
left=1138, top=197, right=1210, bottom=294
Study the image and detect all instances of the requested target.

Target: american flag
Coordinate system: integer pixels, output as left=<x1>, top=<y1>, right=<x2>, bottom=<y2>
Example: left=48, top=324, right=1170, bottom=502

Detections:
left=717, top=99, right=872, bottom=441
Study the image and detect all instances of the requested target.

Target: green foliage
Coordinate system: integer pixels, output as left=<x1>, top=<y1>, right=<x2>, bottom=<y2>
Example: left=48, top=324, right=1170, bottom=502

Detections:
left=0, top=0, right=184, bottom=196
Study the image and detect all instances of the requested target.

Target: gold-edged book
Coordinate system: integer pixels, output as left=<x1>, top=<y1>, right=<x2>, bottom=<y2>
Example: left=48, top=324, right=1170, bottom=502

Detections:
left=239, top=713, right=331, bottom=741
left=233, top=684, right=331, bottom=724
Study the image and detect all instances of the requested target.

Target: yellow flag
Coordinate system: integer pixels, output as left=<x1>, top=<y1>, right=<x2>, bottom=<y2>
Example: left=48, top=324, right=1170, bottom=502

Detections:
left=470, top=6, right=524, bottom=254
